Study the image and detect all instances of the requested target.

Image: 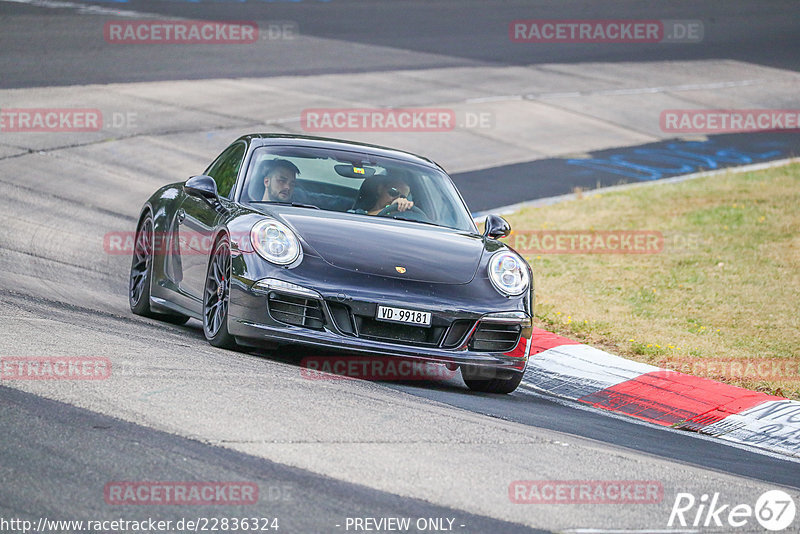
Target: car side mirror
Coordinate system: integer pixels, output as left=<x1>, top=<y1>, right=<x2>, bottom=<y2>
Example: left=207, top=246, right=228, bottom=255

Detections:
left=484, top=214, right=511, bottom=239
left=184, top=175, right=219, bottom=201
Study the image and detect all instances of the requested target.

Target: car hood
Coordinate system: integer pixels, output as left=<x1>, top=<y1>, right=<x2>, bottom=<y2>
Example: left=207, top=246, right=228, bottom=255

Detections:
left=276, top=209, right=484, bottom=284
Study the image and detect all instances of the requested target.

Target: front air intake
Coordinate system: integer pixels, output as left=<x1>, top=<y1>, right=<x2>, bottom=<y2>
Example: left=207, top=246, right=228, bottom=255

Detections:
left=267, top=292, right=325, bottom=329
left=468, top=323, right=522, bottom=352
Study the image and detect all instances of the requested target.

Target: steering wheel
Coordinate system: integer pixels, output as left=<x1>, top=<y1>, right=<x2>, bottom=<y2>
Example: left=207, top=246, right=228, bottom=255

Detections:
left=376, top=203, right=431, bottom=223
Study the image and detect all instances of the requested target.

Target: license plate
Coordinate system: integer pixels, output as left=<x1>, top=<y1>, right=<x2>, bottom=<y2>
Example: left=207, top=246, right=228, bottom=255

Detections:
left=376, top=305, right=432, bottom=327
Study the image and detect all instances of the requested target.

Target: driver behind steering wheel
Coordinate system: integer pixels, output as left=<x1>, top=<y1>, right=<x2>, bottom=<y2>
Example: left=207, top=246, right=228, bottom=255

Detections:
left=368, top=176, right=414, bottom=215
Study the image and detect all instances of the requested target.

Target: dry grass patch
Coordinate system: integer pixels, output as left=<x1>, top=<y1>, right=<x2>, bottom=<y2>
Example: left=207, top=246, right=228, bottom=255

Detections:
left=499, top=163, right=800, bottom=399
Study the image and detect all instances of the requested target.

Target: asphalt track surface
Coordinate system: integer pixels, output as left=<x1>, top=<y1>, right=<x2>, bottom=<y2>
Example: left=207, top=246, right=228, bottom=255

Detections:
left=0, top=0, right=798, bottom=88
left=1, top=1, right=800, bottom=533
left=0, top=385, right=543, bottom=534
left=456, top=131, right=800, bottom=213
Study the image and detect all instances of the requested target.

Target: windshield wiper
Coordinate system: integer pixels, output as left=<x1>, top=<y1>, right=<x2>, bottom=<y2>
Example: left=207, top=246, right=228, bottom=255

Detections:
left=250, top=201, right=320, bottom=210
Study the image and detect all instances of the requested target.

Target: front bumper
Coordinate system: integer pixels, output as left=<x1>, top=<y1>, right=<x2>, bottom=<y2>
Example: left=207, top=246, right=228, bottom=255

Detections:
left=228, top=277, right=532, bottom=374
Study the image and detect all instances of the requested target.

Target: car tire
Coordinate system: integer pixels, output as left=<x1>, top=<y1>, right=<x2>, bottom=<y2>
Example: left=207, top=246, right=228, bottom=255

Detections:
left=461, top=365, right=524, bottom=394
left=129, top=212, right=191, bottom=325
left=203, top=234, right=238, bottom=349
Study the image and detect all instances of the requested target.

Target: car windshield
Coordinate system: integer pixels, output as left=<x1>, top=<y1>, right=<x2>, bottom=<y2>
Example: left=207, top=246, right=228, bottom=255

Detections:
left=240, top=145, right=476, bottom=232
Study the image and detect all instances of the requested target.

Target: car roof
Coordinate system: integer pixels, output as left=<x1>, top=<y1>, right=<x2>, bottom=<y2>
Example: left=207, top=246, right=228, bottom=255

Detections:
left=241, top=133, right=445, bottom=172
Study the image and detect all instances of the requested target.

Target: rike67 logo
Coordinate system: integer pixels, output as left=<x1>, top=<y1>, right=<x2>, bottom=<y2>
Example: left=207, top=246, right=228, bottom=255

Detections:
left=668, top=490, right=796, bottom=531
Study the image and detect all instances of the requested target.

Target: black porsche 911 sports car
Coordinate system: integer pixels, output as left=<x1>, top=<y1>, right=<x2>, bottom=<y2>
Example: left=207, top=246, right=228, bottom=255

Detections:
left=129, top=134, right=533, bottom=393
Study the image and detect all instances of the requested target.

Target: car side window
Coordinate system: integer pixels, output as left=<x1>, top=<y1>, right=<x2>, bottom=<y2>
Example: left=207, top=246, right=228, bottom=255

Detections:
left=204, top=142, right=246, bottom=199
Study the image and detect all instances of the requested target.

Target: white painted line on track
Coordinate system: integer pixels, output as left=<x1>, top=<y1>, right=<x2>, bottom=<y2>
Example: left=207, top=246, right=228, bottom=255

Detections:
left=465, top=79, right=763, bottom=105
left=569, top=79, right=762, bottom=98
left=466, top=95, right=526, bottom=104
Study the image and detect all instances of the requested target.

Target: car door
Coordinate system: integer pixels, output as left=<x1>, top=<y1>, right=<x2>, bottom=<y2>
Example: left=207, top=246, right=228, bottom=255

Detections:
left=176, top=141, right=246, bottom=302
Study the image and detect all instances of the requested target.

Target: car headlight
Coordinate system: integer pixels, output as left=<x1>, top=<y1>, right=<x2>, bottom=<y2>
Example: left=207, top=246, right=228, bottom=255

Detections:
left=488, top=251, right=529, bottom=296
left=250, top=220, right=301, bottom=265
